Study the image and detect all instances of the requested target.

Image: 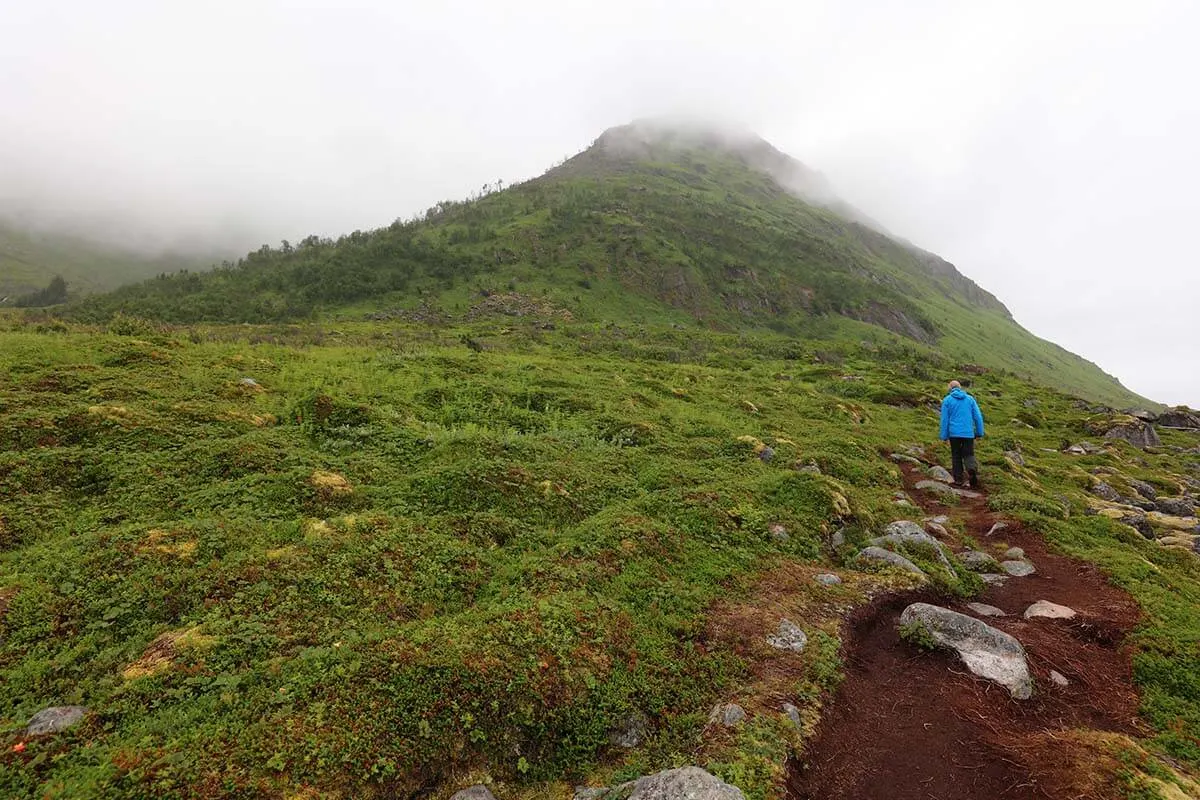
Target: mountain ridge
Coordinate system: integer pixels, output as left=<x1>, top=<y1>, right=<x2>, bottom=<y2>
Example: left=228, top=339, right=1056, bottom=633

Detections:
left=61, top=120, right=1150, bottom=407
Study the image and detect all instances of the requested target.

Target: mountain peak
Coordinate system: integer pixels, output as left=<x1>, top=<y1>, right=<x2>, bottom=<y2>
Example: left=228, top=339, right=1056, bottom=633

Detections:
left=573, top=118, right=839, bottom=205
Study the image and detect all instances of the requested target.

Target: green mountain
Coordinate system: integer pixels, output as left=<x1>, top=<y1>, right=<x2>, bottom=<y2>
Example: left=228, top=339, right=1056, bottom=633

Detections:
left=0, top=219, right=220, bottom=301
left=2, top=123, right=1200, bottom=800
left=69, top=121, right=1148, bottom=409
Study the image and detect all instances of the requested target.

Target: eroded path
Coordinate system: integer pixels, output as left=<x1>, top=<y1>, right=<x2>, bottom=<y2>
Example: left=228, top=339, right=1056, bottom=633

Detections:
left=789, top=467, right=1143, bottom=800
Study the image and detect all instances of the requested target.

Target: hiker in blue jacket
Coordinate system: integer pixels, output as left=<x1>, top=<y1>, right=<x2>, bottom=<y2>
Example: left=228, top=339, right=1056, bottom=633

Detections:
left=940, top=380, right=985, bottom=488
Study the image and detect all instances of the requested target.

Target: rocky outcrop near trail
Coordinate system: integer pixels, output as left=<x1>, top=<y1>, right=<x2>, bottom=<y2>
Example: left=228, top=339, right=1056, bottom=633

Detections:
left=576, top=767, right=745, bottom=800
left=899, top=603, right=1033, bottom=699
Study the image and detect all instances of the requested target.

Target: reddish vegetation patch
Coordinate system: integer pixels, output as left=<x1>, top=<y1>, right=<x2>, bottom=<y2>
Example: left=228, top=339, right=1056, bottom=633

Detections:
left=789, top=466, right=1143, bottom=800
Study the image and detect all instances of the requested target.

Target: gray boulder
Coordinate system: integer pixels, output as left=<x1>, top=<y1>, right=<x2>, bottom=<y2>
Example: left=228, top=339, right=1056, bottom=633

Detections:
left=1001, top=560, right=1036, bottom=577
left=966, top=602, right=1006, bottom=617
left=451, top=788, right=498, bottom=800
left=814, top=573, right=842, bottom=586
left=1155, top=497, right=1196, bottom=517
left=26, top=706, right=89, bottom=735
left=1091, top=482, right=1123, bottom=502
left=1128, top=479, right=1158, bottom=500
left=959, top=550, right=1000, bottom=572
left=1104, top=421, right=1161, bottom=449
left=928, top=465, right=954, bottom=483
left=1004, top=547, right=1025, bottom=560
left=884, top=520, right=926, bottom=537
left=855, top=546, right=926, bottom=576
left=609, top=767, right=746, bottom=800
left=890, top=453, right=922, bottom=465
left=708, top=703, right=746, bottom=728
left=768, top=523, right=790, bottom=543
left=1120, top=513, right=1155, bottom=539
left=1024, top=600, right=1076, bottom=620
left=1004, top=450, right=1026, bottom=467
left=575, top=789, right=611, bottom=800
left=767, top=619, right=808, bottom=652
left=609, top=712, right=648, bottom=748
left=899, top=603, right=1033, bottom=699
left=1158, top=407, right=1200, bottom=429
left=915, top=479, right=981, bottom=499
left=868, top=528, right=954, bottom=572
left=758, top=447, right=775, bottom=463
left=985, top=522, right=1008, bottom=537
left=781, top=703, right=802, bottom=728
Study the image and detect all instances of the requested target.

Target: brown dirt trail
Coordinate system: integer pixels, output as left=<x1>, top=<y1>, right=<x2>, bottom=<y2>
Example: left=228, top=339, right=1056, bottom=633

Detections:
left=788, top=466, right=1143, bottom=800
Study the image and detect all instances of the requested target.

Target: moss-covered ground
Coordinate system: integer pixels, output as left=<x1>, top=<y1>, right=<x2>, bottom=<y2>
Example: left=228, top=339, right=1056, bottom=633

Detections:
left=1, top=312, right=1197, bottom=799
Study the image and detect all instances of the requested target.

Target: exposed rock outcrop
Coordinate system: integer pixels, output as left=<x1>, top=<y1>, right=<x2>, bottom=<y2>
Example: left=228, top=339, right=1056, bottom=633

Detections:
left=899, top=603, right=1033, bottom=699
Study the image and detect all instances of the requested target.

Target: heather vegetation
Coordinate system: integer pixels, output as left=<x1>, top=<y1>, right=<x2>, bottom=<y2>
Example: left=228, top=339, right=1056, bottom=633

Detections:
left=3, top=130, right=1197, bottom=799
left=2, top=310, right=1198, bottom=799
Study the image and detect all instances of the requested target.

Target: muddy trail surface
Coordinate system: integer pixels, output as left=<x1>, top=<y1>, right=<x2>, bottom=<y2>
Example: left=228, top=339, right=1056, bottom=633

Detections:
left=789, top=465, right=1144, bottom=800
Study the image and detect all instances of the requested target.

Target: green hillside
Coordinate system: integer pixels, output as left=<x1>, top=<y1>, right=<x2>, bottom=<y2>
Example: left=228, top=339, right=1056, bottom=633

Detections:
left=0, top=220, right=220, bottom=300
left=67, top=122, right=1148, bottom=409
left=5, top=123, right=1198, bottom=799
left=1, top=313, right=1198, bottom=799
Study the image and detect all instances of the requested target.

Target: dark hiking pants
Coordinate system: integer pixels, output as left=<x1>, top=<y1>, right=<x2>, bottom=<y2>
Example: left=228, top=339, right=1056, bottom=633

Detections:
left=949, top=437, right=979, bottom=484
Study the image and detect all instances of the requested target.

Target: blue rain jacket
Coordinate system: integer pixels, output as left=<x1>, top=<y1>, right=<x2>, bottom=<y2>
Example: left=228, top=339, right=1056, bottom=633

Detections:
left=940, top=387, right=985, bottom=440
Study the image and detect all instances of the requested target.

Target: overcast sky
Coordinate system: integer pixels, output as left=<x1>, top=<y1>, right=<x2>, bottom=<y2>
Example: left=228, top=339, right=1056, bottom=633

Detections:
left=2, top=1, right=1197, bottom=404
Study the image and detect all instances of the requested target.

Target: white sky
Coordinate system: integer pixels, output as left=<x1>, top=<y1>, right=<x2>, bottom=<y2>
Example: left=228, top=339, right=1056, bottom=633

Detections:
left=2, top=0, right=1197, bottom=405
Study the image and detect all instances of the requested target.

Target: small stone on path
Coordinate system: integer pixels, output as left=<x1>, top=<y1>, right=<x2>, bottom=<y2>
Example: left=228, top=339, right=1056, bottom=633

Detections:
left=814, top=573, right=842, bottom=586
left=928, top=465, right=954, bottom=482
left=915, top=479, right=982, bottom=499
left=1024, top=600, right=1077, bottom=620
left=1005, top=547, right=1025, bottom=560
left=985, top=522, right=1008, bottom=537
left=925, top=521, right=949, bottom=538
left=1050, top=670, right=1070, bottom=687
left=1001, top=560, right=1036, bottom=577
left=981, top=574, right=1008, bottom=586
left=966, top=602, right=1006, bottom=617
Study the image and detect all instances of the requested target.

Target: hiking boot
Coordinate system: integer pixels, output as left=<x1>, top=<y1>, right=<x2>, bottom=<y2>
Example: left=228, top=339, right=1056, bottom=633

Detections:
left=968, top=470, right=980, bottom=489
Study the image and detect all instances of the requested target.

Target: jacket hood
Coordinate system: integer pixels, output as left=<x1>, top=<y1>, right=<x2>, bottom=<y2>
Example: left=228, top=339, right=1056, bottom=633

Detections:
left=948, top=387, right=969, bottom=400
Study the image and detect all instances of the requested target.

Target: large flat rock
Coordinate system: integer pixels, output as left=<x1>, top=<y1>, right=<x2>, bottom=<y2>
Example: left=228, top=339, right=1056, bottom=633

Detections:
left=856, top=546, right=926, bottom=576
left=900, top=603, right=1033, bottom=699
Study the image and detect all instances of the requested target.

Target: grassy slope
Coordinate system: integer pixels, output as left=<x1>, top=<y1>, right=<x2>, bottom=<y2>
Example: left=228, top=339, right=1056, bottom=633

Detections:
left=0, top=222, right=218, bottom=298
left=65, top=141, right=1149, bottom=409
left=1, top=312, right=1198, bottom=800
